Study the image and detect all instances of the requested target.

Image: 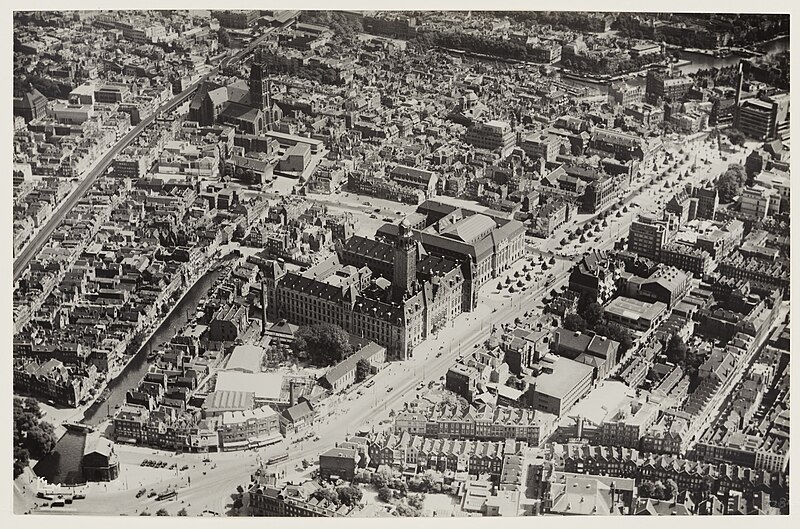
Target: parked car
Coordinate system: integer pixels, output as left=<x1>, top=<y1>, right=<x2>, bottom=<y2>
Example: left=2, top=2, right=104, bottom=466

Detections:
left=136, top=489, right=146, bottom=498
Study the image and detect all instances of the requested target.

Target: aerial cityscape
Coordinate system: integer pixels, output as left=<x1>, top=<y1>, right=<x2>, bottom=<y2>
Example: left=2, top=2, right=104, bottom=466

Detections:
left=11, top=9, right=790, bottom=517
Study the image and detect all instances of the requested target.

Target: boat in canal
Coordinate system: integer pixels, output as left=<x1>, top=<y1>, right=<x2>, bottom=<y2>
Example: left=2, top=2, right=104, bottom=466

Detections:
left=96, top=388, right=111, bottom=404
left=62, top=422, right=96, bottom=434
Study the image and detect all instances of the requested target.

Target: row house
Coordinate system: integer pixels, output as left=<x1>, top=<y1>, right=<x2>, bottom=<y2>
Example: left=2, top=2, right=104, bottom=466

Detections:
left=366, top=431, right=526, bottom=477
left=555, top=442, right=783, bottom=502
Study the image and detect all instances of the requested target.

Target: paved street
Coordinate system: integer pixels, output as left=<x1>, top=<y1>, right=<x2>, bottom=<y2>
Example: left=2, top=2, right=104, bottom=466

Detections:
left=22, top=122, right=746, bottom=517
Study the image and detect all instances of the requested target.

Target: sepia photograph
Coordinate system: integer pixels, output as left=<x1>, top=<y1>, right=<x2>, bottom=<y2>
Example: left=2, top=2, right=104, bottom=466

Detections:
left=8, top=5, right=792, bottom=519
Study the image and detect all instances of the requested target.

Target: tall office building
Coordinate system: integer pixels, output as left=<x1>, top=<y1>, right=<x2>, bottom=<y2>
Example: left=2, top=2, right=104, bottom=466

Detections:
left=737, top=93, right=790, bottom=142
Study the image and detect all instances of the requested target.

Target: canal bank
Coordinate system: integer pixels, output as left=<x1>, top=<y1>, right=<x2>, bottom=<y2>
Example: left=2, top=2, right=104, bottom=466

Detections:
left=675, top=35, right=788, bottom=75
left=33, top=257, right=234, bottom=484
left=81, top=256, right=235, bottom=426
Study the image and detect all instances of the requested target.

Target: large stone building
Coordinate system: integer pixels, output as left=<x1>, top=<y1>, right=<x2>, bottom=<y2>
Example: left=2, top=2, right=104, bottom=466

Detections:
left=464, top=120, right=517, bottom=157
left=263, top=220, right=465, bottom=359
left=377, top=200, right=526, bottom=310
left=568, top=250, right=626, bottom=304
left=189, top=62, right=282, bottom=135
left=627, top=214, right=674, bottom=261
left=81, top=435, right=120, bottom=482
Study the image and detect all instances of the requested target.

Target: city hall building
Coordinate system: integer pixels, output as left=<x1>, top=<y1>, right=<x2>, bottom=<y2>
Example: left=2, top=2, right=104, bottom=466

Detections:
left=262, top=220, right=465, bottom=360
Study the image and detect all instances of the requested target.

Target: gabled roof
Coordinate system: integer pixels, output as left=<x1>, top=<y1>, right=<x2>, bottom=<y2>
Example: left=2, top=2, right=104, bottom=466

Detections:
left=282, top=401, right=313, bottom=423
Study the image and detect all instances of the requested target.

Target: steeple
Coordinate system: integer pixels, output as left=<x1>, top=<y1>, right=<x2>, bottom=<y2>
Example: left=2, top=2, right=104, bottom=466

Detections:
left=392, top=219, right=417, bottom=303
left=249, top=61, right=271, bottom=112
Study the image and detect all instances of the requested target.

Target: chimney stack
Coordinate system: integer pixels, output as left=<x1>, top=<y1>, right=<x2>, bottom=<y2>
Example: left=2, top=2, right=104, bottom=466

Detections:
left=734, top=61, right=744, bottom=128
left=261, top=283, right=268, bottom=336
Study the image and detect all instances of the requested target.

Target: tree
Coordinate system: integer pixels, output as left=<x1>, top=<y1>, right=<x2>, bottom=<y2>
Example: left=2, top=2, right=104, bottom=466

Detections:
left=652, top=481, right=666, bottom=501
left=337, top=485, right=363, bottom=507
left=155, top=508, right=169, bottom=516
left=24, top=422, right=57, bottom=458
left=177, top=508, right=188, bottom=516
left=395, top=502, right=421, bottom=517
left=665, top=334, right=688, bottom=364
left=355, top=358, right=371, bottom=383
left=582, top=302, right=604, bottom=327
left=391, top=479, right=408, bottom=495
left=408, top=476, right=424, bottom=492
left=353, top=468, right=371, bottom=484
left=377, top=485, right=393, bottom=503
left=312, top=487, right=340, bottom=505
left=372, top=466, right=394, bottom=488
left=14, top=397, right=57, bottom=476
left=217, top=28, right=231, bottom=48
left=563, top=313, right=587, bottom=332
left=407, top=493, right=425, bottom=510
left=293, top=323, right=353, bottom=366
left=421, top=469, right=442, bottom=492
left=664, top=478, right=679, bottom=500
left=13, top=447, right=29, bottom=480
left=638, top=480, right=655, bottom=498
left=715, top=163, right=747, bottom=203
left=592, top=321, right=633, bottom=362
left=725, top=128, right=746, bottom=147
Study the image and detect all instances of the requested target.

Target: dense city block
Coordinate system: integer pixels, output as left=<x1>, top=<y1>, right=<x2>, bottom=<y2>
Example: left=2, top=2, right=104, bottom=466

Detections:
left=12, top=9, right=790, bottom=517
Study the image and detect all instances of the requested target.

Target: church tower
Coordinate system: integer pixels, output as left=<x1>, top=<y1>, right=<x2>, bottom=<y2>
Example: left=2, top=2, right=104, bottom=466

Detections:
left=393, top=220, right=417, bottom=303
left=249, top=61, right=271, bottom=112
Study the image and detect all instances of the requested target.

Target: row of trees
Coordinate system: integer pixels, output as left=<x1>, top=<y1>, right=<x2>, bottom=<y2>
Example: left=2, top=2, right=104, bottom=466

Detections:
left=300, top=11, right=364, bottom=36
left=292, top=323, right=354, bottom=367
left=561, top=52, right=666, bottom=76
left=14, top=74, right=73, bottom=99
left=498, top=11, right=611, bottom=33
left=311, top=485, right=364, bottom=507
left=14, top=397, right=58, bottom=479
left=616, top=13, right=789, bottom=48
left=413, top=30, right=530, bottom=62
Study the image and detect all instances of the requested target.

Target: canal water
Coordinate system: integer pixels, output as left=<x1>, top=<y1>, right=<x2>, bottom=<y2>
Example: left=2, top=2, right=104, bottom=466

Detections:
left=81, top=260, right=232, bottom=426
left=675, top=35, right=788, bottom=75
left=34, top=255, right=235, bottom=484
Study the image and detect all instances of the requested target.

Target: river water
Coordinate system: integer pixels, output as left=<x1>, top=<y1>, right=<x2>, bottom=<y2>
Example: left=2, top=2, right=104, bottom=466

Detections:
left=675, top=35, right=789, bottom=75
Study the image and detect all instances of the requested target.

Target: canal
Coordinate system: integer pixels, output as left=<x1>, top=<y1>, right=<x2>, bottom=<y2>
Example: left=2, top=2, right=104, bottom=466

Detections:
left=675, top=35, right=788, bottom=75
left=81, top=256, right=234, bottom=426
left=34, top=253, right=237, bottom=484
